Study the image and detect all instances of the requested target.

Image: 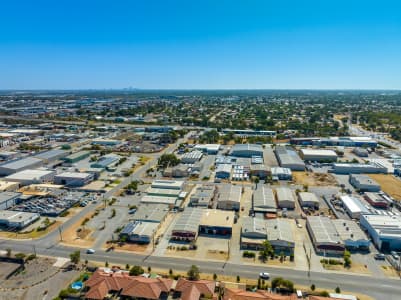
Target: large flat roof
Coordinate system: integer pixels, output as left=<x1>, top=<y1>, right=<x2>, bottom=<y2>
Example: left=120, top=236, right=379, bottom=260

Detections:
left=132, top=204, right=169, bottom=223
left=340, top=195, right=369, bottom=215
left=332, top=219, right=368, bottom=242
left=200, top=209, right=235, bottom=228
left=0, top=210, right=39, bottom=224
left=361, top=214, right=401, bottom=238
left=307, top=216, right=342, bottom=244
left=300, top=149, right=337, bottom=156
left=0, top=157, right=42, bottom=170
left=151, top=180, right=184, bottom=190
left=173, top=208, right=203, bottom=233
left=6, top=169, right=54, bottom=181
left=34, top=149, right=68, bottom=160
left=55, top=172, right=92, bottom=179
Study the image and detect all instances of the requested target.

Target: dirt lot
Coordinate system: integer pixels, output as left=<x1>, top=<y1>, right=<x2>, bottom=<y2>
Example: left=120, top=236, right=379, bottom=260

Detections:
left=293, top=171, right=338, bottom=186
left=368, top=174, right=401, bottom=201
left=60, top=212, right=95, bottom=248
left=322, top=261, right=371, bottom=275
left=0, top=221, right=61, bottom=240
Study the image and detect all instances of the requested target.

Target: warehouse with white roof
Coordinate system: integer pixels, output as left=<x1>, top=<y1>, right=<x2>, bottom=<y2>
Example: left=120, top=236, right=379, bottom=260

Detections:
left=0, top=157, right=43, bottom=176
left=340, top=195, right=370, bottom=219
left=300, top=149, right=338, bottom=162
left=349, top=174, right=380, bottom=192
left=5, top=169, right=55, bottom=186
left=360, top=214, right=401, bottom=251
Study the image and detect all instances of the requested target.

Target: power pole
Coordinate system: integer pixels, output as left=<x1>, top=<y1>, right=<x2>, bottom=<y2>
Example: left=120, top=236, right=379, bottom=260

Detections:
left=32, top=245, right=37, bottom=256
left=58, top=225, right=63, bottom=241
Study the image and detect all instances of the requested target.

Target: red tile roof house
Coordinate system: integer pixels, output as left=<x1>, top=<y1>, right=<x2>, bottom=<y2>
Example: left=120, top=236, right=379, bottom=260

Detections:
left=174, top=278, right=217, bottom=300
left=223, top=288, right=298, bottom=300
left=85, top=269, right=173, bottom=300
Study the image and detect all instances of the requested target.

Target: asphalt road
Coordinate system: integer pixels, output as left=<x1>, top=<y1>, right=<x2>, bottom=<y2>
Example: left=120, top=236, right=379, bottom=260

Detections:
left=0, top=239, right=399, bottom=299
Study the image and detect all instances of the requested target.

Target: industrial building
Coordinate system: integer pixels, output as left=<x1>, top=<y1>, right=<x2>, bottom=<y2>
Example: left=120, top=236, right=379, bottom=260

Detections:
left=298, top=192, right=320, bottom=209
left=190, top=184, right=216, bottom=208
left=0, top=157, right=43, bottom=176
left=194, top=144, right=220, bottom=154
left=215, top=164, right=232, bottom=179
left=90, top=154, right=120, bottom=169
left=332, top=219, right=370, bottom=250
left=54, top=172, right=94, bottom=187
left=249, top=164, right=270, bottom=179
left=146, top=187, right=181, bottom=198
left=364, top=192, right=390, bottom=209
left=252, top=186, right=277, bottom=213
left=0, top=192, right=21, bottom=210
left=230, top=144, right=263, bottom=158
left=240, top=217, right=294, bottom=254
left=331, top=162, right=387, bottom=174
left=91, top=138, right=121, bottom=146
left=140, top=195, right=177, bottom=206
left=299, top=149, right=338, bottom=162
left=290, top=136, right=377, bottom=148
left=221, top=129, right=276, bottom=137
left=199, top=209, right=235, bottom=236
left=306, top=216, right=345, bottom=255
left=349, top=174, right=381, bottom=192
left=62, top=150, right=91, bottom=164
left=353, top=148, right=369, bottom=157
left=171, top=208, right=203, bottom=241
left=0, top=210, right=40, bottom=229
left=266, top=219, right=295, bottom=255
left=119, top=221, right=159, bottom=244
left=181, top=150, right=203, bottom=164
left=34, top=149, right=68, bottom=163
left=151, top=180, right=185, bottom=190
left=360, top=214, right=401, bottom=251
left=275, top=187, right=295, bottom=209
left=5, top=169, right=55, bottom=186
left=132, top=204, right=169, bottom=224
left=271, top=167, right=292, bottom=180
left=217, top=184, right=242, bottom=211
left=340, top=195, right=370, bottom=219
left=274, top=146, right=305, bottom=171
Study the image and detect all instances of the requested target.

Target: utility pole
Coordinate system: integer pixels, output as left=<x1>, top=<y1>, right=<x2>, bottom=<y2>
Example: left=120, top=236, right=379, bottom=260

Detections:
left=58, top=225, right=63, bottom=241
left=32, top=245, right=37, bottom=256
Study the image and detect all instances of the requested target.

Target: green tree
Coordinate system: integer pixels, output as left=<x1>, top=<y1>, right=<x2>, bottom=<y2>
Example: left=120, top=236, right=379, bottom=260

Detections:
left=213, top=273, right=218, bottom=281
left=311, top=284, right=316, bottom=291
left=69, top=250, right=80, bottom=265
left=158, top=153, right=180, bottom=168
left=259, top=240, right=274, bottom=262
left=187, top=265, right=200, bottom=281
left=335, top=286, right=341, bottom=293
left=129, top=265, right=144, bottom=276
left=236, top=275, right=240, bottom=283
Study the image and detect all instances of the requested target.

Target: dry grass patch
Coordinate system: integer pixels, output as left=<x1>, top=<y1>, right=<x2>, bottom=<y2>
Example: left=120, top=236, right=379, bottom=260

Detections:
left=293, top=171, right=338, bottom=186
left=368, top=174, right=401, bottom=201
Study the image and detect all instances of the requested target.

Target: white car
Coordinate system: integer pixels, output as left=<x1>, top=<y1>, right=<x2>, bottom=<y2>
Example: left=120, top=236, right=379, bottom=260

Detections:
left=86, top=249, right=95, bottom=254
left=259, top=272, right=270, bottom=279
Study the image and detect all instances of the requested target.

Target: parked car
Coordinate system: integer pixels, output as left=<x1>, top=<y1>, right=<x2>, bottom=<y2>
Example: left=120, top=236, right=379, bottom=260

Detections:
left=374, top=253, right=385, bottom=260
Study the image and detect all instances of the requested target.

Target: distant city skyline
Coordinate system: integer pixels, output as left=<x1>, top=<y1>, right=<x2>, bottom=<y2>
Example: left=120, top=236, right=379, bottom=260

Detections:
left=1, top=0, right=401, bottom=90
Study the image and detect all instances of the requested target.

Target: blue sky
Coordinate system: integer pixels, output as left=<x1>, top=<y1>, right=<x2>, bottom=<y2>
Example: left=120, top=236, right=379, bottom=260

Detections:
left=1, top=0, right=401, bottom=89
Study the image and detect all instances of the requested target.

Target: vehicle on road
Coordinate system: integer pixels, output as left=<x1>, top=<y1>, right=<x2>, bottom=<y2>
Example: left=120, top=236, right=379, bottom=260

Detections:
left=86, top=249, right=95, bottom=254
left=259, top=272, right=270, bottom=279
